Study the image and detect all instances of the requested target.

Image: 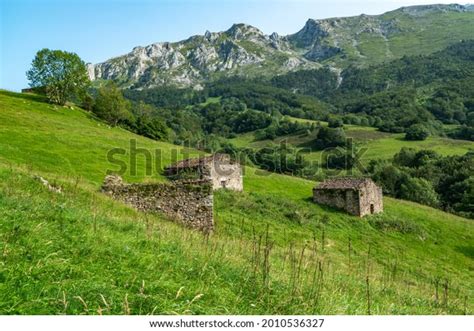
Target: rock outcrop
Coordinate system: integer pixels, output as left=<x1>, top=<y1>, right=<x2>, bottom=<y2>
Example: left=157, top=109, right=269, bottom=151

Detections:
left=88, top=4, right=474, bottom=88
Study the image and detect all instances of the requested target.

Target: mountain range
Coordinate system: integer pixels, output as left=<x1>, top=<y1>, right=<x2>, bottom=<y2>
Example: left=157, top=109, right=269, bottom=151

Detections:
left=88, top=4, right=474, bottom=89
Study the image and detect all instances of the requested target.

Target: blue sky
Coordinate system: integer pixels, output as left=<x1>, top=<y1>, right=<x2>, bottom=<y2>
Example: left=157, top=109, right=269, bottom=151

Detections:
left=0, top=0, right=462, bottom=91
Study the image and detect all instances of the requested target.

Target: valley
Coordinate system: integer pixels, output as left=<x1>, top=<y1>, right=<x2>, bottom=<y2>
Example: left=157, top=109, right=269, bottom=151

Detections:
left=2, top=2, right=474, bottom=317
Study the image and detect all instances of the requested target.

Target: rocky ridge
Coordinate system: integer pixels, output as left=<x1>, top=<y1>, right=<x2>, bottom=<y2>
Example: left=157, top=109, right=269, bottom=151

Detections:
left=88, top=4, right=474, bottom=89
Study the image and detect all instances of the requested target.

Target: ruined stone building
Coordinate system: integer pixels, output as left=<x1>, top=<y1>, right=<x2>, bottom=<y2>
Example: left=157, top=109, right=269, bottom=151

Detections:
left=165, top=154, right=243, bottom=191
left=313, top=178, right=383, bottom=217
left=102, top=175, right=214, bottom=233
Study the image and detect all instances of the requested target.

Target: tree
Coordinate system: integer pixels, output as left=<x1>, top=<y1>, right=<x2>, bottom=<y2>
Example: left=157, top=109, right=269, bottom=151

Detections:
left=26, top=48, right=90, bottom=105
left=394, top=147, right=417, bottom=167
left=132, top=102, right=169, bottom=141
left=405, top=124, right=430, bottom=141
left=400, top=177, right=439, bottom=207
left=93, top=82, right=133, bottom=126
left=313, top=127, right=346, bottom=150
left=371, top=164, right=409, bottom=196
left=467, top=112, right=474, bottom=127
left=324, top=147, right=354, bottom=169
left=328, top=116, right=344, bottom=128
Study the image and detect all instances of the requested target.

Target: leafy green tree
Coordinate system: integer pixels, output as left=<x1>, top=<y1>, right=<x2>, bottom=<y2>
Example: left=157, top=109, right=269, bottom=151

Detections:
left=324, top=147, right=353, bottom=169
left=313, top=127, right=346, bottom=150
left=449, top=126, right=474, bottom=141
left=394, top=147, right=417, bottom=167
left=405, top=124, right=430, bottom=141
left=133, top=102, right=168, bottom=141
left=400, top=177, right=439, bottom=207
left=467, top=112, right=474, bottom=127
left=26, top=48, right=90, bottom=105
left=454, top=177, right=474, bottom=216
left=369, top=162, right=409, bottom=196
left=328, top=117, right=344, bottom=128
left=93, top=82, right=133, bottom=126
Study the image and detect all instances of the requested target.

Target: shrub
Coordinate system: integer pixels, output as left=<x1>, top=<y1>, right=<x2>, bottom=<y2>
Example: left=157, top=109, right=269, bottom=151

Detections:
left=313, top=127, right=346, bottom=150
left=328, top=117, right=344, bottom=128
left=323, top=147, right=359, bottom=170
left=400, top=177, right=440, bottom=207
left=132, top=102, right=168, bottom=141
left=405, top=124, right=430, bottom=141
left=368, top=215, right=423, bottom=235
left=93, top=82, right=133, bottom=127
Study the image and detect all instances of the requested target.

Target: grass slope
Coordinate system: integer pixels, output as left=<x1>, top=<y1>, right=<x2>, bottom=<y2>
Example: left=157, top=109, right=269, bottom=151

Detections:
left=325, top=9, right=474, bottom=67
left=0, top=91, right=473, bottom=314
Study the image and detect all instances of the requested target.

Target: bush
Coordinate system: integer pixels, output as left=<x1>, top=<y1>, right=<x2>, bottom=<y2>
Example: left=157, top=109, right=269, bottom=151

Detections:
left=448, top=125, right=474, bottom=141
left=405, top=124, right=430, bottom=141
left=400, top=177, right=439, bottom=207
left=328, top=117, right=344, bottom=128
left=93, top=82, right=133, bottom=127
left=135, top=117, right=168, bottom=141
left=368, top=215, right=423, bottom=235
left=368, top=150, right=472, bottom=217
left=323, top=147, right=358, bottom=170
left=313, top=127, right=346, bottom=150
left=131, top=102, right=168, bottom=141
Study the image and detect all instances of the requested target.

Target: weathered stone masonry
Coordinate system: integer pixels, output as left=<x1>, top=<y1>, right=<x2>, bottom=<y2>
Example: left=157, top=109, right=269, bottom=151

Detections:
left=313, top=178, right=383, bottom=217
left=165, top=154, right=243, bottom=192
left=102, top=175, right=214, bottom=232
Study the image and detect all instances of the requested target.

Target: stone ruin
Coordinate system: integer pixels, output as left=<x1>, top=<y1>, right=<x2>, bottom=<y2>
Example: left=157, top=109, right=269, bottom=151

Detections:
left=313, top=178, right=383, bottom=217
left=165, top=153, right=243, bottom=192
left=101, top=175, right=214, bottom=233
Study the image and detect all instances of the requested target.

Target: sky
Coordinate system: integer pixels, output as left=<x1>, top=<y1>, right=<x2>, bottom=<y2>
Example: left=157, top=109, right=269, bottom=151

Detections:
left=0, top=0, right=466, bottom=91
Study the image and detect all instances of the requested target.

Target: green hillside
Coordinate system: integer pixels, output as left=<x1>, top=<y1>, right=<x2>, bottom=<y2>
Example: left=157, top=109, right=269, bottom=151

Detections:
left=0, top=91, right=473, bottom=314
left=325, top=7, right=474, bottom=67
left=229, top=117, right=473, bottom=164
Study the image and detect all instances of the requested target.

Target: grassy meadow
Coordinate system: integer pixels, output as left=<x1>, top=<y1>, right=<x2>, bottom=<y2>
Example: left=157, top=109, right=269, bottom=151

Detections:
left=0, top=90, right=473, bottom=314
left=229, top=116, right=473, bottom=167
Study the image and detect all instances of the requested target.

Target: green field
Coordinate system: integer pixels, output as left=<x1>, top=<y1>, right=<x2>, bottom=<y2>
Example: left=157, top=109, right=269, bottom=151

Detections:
left=229, top=116, right=473, bottom=166
left=0, top=91, right=473, bottom=314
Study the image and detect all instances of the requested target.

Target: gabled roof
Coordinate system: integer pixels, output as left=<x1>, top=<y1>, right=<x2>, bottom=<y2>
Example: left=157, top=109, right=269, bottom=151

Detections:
left=315, top=178, right=375, bottom=190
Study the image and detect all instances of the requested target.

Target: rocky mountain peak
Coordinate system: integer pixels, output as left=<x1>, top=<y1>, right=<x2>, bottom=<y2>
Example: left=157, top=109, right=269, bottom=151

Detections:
left=288, top=18, right=330, bottom=49
left=225, top=23, right=265, bottom=39
left=398, top=4, right=472, bottom=15
left=88, top=4, right=474, bottom=89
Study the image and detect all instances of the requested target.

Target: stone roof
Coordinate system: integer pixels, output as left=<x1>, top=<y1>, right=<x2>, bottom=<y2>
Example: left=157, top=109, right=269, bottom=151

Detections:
left=165, top=154, right=232, bottom=170
left=314, top=178, right=375, bottom=190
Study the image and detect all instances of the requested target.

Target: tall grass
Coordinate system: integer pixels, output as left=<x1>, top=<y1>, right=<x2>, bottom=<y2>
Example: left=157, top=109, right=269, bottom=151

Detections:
left=0, top=91, right=472, bottom=314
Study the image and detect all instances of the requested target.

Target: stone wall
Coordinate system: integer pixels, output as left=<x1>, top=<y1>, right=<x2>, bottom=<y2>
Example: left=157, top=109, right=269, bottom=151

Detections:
left=207, top=160, right=243, bottom=191
left=313, top=188, right=361, bottom=216
left=313, top=180, right=384, bottom=217
left=358, top=182, right=383, bottom=217
left=165, top=154, right=243, bottom=192
left=101, top=175, right=214, bottom=232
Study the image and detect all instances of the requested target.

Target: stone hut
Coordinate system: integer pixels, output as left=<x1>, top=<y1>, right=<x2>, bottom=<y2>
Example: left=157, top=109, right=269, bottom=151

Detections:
left=313, top=178, right=383, bottom=217
left=165, top=154, right=243, bottom=191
